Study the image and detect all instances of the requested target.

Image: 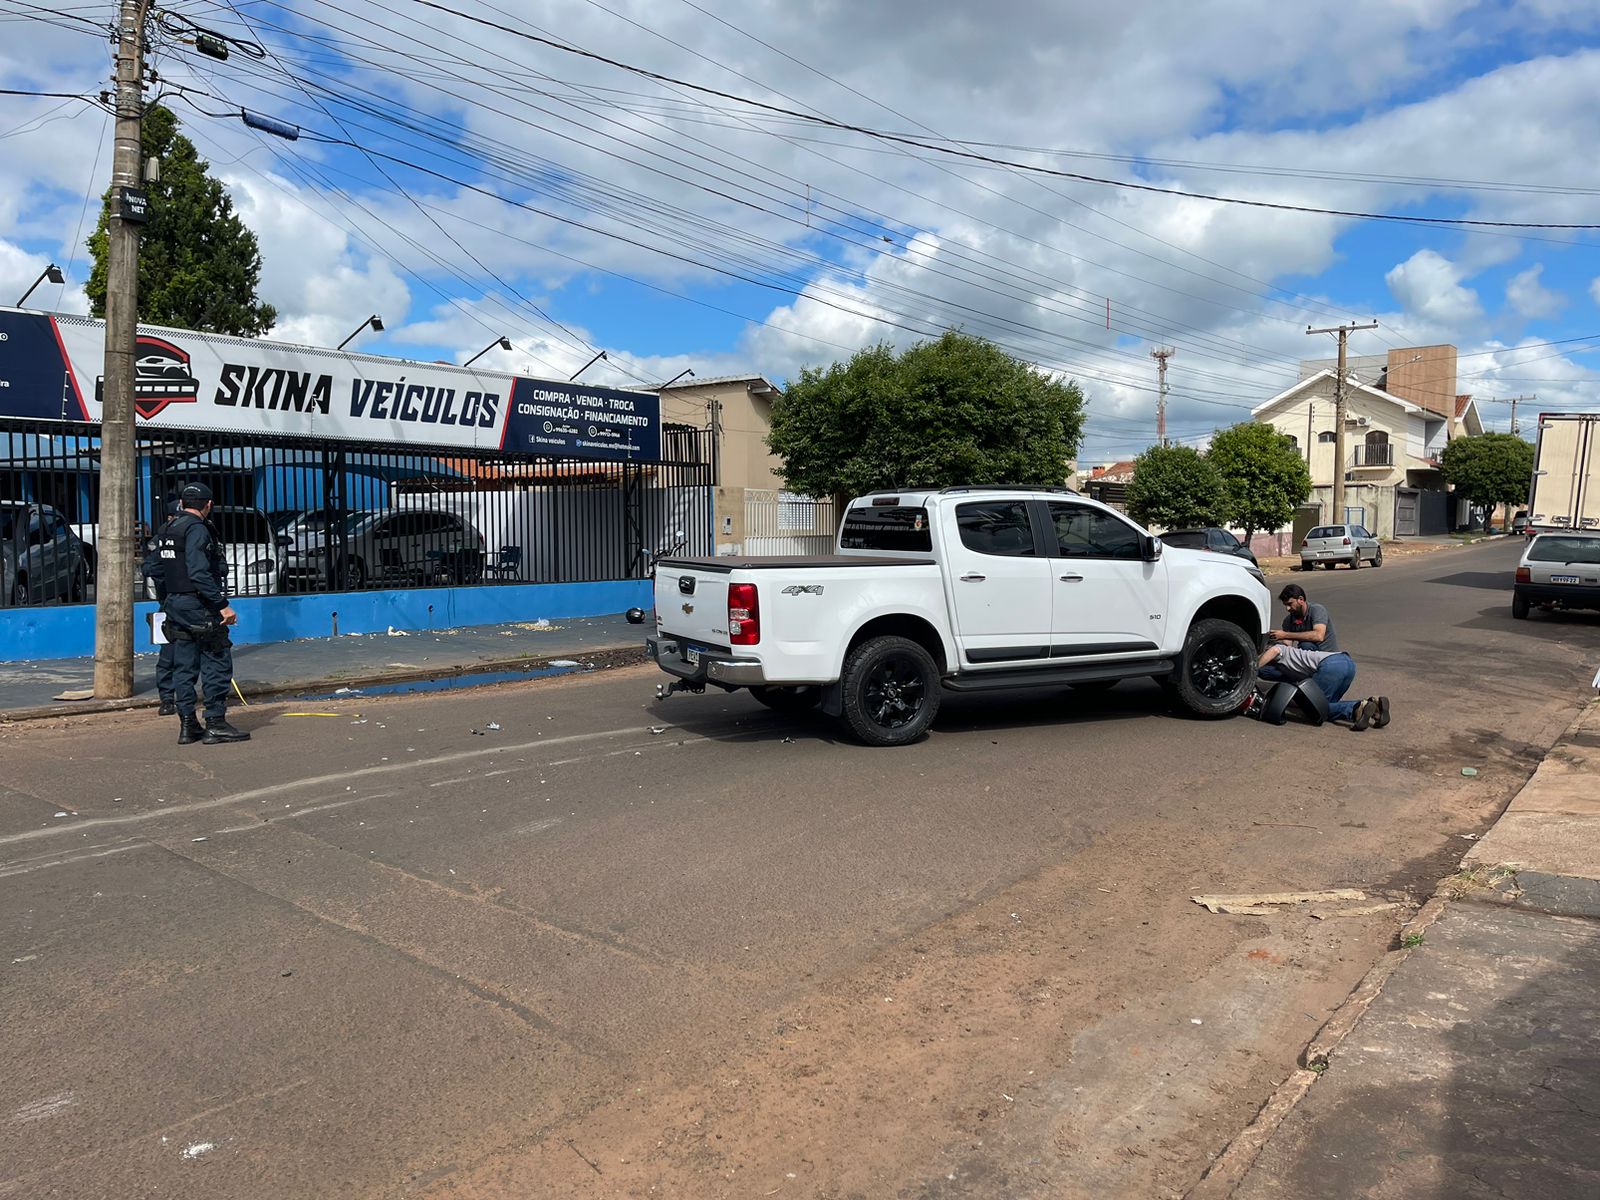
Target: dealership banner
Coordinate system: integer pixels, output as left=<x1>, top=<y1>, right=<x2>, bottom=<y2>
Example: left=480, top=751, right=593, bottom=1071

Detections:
left=0, top=308, right=661, bottom=461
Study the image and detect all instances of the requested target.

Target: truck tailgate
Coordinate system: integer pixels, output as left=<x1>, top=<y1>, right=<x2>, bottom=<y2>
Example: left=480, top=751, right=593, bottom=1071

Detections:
left=653, top=560, right=735, bottom=652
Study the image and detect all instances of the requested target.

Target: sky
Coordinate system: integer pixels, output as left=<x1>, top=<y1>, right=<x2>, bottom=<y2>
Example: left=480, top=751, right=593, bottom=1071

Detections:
left=3, top=0, right=1600, bottom=465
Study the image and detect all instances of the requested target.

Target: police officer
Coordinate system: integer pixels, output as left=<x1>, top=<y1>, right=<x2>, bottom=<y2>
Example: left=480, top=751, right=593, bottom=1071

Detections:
left=157, top=483, right=250, bottom=744
left=143, top=498, right=180, bottom=715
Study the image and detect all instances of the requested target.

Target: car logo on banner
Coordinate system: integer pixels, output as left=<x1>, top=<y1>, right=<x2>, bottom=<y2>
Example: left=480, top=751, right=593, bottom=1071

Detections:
left=95, top=335, right=203, bottom=419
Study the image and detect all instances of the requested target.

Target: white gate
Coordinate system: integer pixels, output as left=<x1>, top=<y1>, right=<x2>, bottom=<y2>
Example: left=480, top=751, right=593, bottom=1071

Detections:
left=744, top=490, right=836, bottom=555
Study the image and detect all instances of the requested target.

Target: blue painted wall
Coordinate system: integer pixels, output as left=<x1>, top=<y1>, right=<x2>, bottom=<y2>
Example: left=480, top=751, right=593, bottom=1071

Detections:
left=0, top=578, right=650, bottom=662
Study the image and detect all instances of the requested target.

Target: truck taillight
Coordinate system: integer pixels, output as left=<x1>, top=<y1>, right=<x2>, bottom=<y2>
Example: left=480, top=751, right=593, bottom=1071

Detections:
left=1516, top=567, right=1531, bottom=583
left=728, top=582, right=761, bottom=645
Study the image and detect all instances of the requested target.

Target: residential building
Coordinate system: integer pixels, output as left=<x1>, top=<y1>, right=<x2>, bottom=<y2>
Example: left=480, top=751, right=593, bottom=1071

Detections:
left=1255, top=345, right=1484, bottom=539
left=658, top=374, right=834, bottom=555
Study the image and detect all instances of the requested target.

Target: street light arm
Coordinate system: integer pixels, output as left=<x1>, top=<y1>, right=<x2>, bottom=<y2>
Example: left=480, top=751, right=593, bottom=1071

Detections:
left=16, top=263, right=65, bottom=307
left=463, top=336, right=513, bottom=368
left=337, top=314, right=383, bottom=351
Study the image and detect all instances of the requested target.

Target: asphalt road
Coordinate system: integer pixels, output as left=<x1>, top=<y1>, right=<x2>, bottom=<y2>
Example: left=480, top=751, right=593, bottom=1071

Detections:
left=3, top=539, right=1597, bottom=1199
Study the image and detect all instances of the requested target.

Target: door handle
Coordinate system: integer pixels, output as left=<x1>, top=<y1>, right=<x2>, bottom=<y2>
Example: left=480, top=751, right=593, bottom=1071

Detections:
left=959, top=573, right=987, bottom=582
left=1058, top=573, right=1084, bottom=582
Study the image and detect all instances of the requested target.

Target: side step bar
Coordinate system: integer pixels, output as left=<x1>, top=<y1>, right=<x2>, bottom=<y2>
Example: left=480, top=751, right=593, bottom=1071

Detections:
left=943, top=657, right=1176, bottom=693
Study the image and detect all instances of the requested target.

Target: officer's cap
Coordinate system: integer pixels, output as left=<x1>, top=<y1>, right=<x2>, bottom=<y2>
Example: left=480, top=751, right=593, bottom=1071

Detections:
left=180, top=483, right=213, bottom=506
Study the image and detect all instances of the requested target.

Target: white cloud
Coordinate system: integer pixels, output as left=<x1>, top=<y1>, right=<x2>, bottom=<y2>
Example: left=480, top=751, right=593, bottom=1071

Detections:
left=6, top=0, right=1600, bottom=464
left=1385, top=250, right=1484, bottom=327
left=1505, top=264, right=1563, bottom=320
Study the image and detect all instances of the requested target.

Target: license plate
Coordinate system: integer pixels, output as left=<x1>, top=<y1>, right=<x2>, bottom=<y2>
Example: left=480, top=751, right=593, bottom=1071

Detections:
left=684, top=645, right=702, bottom=666
left=1551, top=574, right=1579, bottom=584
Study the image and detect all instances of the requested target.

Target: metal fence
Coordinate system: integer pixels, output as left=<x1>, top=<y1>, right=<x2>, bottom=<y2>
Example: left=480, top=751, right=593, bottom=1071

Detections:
left=1, top=417, right=711, bottom=606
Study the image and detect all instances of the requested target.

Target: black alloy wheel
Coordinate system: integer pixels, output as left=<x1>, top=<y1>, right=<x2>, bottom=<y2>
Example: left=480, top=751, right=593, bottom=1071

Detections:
left=839, top=634, right=941, bottom=746
left=1172, top=617, right=1257, bottom=718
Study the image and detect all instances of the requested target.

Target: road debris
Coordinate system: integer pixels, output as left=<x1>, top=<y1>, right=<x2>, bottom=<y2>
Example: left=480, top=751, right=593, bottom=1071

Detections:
left=487, top=722, right=501, bottom=731
left=386, top=626, right=408, bottom=636
left=550, top=659, right=581, bottom=667
left=1461, top=767, right=1479, bottom=777
left=1310, top=902, right=1400, bottom=919
left=180, top=1141, right=215, bottom=1160
left=1192, top=888, right=1366, bottom=915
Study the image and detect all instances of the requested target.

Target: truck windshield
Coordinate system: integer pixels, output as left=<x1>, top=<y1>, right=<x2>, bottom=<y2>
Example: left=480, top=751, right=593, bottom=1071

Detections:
left=839, top=506, right=932, bottom=553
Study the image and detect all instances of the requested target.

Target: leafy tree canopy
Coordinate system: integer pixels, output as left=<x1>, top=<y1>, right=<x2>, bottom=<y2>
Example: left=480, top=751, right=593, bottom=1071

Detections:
left=1440, top=432, right=1534, bottom=513
left=1207, top=421, right=1312, bottom=539
left=1125, top=445, right=1225, bottom=529
left=87, top=105, right=276, bottom=336
left=767, top=332, right=1086, bottom=502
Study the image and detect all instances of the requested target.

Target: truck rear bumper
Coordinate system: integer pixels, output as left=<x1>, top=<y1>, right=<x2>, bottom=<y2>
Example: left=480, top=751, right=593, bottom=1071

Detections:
left=647, top=635, right=769, bottom=687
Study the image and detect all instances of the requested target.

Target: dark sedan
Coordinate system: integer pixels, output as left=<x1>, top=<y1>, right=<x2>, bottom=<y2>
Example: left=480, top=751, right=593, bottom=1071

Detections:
left=1160, top=527, right=1258, bottom=566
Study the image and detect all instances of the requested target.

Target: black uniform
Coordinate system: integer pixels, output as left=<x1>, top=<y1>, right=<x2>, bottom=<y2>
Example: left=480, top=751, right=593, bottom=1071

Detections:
left=143, top=512, right=179, bottom=707
left=157, top=512, right=235, bottom=723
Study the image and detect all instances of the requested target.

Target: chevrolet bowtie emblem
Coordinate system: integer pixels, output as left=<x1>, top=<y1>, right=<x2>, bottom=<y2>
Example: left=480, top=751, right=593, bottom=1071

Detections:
left=682, top=602, right=694, bottom=614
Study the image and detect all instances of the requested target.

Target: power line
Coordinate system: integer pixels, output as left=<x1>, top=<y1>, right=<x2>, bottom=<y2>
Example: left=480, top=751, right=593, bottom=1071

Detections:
left=406, top=0, right=1600, bottom=232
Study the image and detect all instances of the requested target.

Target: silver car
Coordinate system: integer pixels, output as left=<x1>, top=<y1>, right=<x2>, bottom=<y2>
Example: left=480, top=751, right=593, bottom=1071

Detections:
left=283, top=508, right=486, bottom=590
left=1513, top=532, right=1600, bottom=619
left=1300, top=523, right=1382, bottom=570
left=2, top=501, right=88, bottom=605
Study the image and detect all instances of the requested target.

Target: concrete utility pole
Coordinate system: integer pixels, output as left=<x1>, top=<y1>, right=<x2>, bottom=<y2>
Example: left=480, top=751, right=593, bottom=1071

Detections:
left=1507, top=394, right=1534, bottom=437
left=1150, top=347, right=1175, bottom=448
left=1306, top=320, right=1378, bottom=525
left=94, top=0, right=149, bottom=699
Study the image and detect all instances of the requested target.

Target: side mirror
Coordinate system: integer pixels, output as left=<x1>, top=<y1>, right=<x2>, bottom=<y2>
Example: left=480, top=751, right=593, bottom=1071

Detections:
left=1143, top=535, right=1163, bottom=562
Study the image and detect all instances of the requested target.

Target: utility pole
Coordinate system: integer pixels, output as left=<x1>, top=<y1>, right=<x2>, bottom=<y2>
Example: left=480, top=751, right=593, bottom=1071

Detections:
left=1150, top=346, right=1175, bottom=448
left=1306, top=320, right=1377, bottom=525
left=94, top=0, right=149, bottom=699
left=1506, top=394, right=1534, bottom=437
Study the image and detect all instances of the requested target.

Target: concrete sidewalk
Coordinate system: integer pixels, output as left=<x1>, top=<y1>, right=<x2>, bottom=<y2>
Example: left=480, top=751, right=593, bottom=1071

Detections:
left=0, top=612, right=648, bottom=721
left=1194, top=699, right=1600, bottom=1199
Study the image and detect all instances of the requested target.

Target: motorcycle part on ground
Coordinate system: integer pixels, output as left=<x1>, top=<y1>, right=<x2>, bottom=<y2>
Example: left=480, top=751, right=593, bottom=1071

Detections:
left=1290, top=678, right=1329, bottom=726
left=625, top=607, right=646, bottom=624
left=1261, top=681, right=1297, bottom=726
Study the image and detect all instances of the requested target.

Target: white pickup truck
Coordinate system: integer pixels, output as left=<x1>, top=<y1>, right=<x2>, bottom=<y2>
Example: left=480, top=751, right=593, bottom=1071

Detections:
left=648, top=487, right=1272, bottom=745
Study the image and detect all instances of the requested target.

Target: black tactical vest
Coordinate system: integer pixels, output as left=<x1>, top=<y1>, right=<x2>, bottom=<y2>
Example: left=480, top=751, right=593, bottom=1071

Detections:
left=156, top=513, right=204, bottom=595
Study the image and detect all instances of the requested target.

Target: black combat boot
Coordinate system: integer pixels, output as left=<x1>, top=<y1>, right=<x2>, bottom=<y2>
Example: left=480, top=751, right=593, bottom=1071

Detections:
left=158, top=699, right=177, bottom=716
left=202, top=717, right=251, bottom=744
left=178, top=715, right=205, bottom=744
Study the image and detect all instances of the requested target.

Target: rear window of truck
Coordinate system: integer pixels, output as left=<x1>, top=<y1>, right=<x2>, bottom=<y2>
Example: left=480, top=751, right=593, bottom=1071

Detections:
left=839, top=506, right=933, bottom=552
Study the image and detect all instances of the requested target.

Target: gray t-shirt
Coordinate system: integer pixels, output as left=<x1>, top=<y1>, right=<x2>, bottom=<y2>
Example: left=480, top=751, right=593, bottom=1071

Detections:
left=1272, top=646, right=1345, bottom=681
left=1285, top=602, right=1338, bottom=652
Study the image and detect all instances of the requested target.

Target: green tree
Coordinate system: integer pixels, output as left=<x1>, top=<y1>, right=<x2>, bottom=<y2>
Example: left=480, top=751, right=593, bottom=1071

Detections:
left=767, top=332, right=1086, bottom=506
left=1440, top=432, right=1535, bottom=531
left=1124, top=445, right=1225, bottom=529
left=87, top=105, right=276, bottom=336
left=1207, top=422, right=1312, bottom=540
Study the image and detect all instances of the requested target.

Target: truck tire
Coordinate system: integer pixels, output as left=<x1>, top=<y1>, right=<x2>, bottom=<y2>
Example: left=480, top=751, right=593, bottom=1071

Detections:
left=1171, top=618, right=1256, bottom=719
left=750, top=685, right=822, bottom=713
left=839, top=635, right=940, bottom=747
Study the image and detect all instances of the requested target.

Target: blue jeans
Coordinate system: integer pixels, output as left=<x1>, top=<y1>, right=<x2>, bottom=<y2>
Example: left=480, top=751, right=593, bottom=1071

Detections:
left=1310, top=653, right=1358, bottom=721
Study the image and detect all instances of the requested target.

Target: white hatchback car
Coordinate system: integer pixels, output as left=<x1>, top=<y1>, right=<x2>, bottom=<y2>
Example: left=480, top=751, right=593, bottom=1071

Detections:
left=1300, top=523, right=1382, bottom=570
left=1513, top=532, right=1600, bottom=619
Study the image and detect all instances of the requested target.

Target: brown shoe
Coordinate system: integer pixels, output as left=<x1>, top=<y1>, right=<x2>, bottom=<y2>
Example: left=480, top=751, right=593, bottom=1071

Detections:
left=1350, top=698, right=1375, bottom=732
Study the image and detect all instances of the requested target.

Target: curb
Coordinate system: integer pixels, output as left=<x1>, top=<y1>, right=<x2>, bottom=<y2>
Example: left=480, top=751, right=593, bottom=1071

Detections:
left=1182, top=896, right=1450, bottom=1200
left=0, top=643, right=649, bottom=723
left=1184, top=698, right=1597, bottom=1200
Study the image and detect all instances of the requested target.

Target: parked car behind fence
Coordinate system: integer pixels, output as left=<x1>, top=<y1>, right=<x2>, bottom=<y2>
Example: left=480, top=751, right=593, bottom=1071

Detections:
left=2, top=501, right=88, bottom=605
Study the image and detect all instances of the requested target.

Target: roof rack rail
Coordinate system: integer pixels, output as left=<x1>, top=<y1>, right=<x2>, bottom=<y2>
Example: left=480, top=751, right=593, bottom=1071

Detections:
left=936, top=484, right=1079, bottom=496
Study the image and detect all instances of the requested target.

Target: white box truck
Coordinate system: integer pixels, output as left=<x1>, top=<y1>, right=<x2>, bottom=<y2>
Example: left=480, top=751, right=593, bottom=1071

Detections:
left=1528, top=413, right=1600, bottom=534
